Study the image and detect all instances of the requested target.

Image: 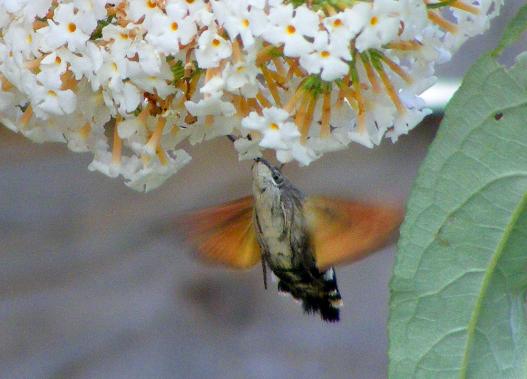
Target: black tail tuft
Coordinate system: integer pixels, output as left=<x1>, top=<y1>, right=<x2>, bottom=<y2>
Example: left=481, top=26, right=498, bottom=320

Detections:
left=278, top=267, right=342, bottom=322
left=302, top=296, right=340, bottom=322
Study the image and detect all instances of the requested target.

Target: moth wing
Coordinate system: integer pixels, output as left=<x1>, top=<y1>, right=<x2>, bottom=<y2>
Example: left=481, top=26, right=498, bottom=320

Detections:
left=304, top=196, right=403, bottom=270
left=182, top=196, right=261, bottom=269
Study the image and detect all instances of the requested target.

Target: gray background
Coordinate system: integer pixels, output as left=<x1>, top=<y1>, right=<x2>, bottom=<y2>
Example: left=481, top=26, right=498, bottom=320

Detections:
left=0, top=3, right=524, bottom=378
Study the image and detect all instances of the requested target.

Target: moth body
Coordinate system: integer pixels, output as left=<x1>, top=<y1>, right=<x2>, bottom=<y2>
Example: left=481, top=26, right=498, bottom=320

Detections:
left=252, top=159, right=342, bottom=322
left=185, top=160, right=403, bottom=322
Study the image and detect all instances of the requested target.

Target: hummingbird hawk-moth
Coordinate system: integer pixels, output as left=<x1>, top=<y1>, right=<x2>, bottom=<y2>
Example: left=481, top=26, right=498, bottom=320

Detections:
left=183, top=158, right=402, bottom=322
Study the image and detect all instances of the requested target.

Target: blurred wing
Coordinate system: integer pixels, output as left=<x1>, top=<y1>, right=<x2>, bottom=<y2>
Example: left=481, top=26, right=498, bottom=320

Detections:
left=304, top=196, right=403, bottom=270
left=182, top=196, right=261, bottom=269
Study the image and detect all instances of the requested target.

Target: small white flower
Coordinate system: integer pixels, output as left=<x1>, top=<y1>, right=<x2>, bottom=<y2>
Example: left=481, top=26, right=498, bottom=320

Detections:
left=349, top=130, right=374, bottom=148
left=354, top=0, right=401, bottom=52
left=200, top=76, right=225, bottom=96
left=73, top=0, right=110, bottom=23
left=185, top=95, right=235, bottom=118
left=212, top=0, right=267, bottom=48
left=38, top=3, right=92, bottom=52
left=36, top=52, right=68, bottom=89
left=234, top=135, right=262, bottom=161
left=102, top=81, right=141, bottom=115
left=98, top=49, right=129, bottom=88
left=89, top=150, right=141, bottom=179
left=242, top=107, right=300, bottom=150
left=308, top=127, right=351, bottom=154
left=323, top=8, right=363, bottom=43
left=129, top=60, right=175, bottom=99
left=21, top=119, right=67, bottom=143
left=195, top=29, right=232, bottom=68
left=276, top=141, right=319, bottom=166
left=126, top=41, right=162, bottom=76
left=3, top=0, right=52, bottom=23
left=76, top=81, right=111, bottom=126
left=263, top=4, right=318, bottom=57
left=176, top=0, right=208, bottom=17
left=60, top=42, right=104, bottom=83
left=146, top=5, right=197, bottom=55
left=222, top=54, right=260, bottom=97
left=397, top=0, right=428, bottom=40
left=351, top=95, right=396, bottom=147
left=299, top=32, right=351, bottom=81
left=127, top=0, right=163, bottom=27
left=387, top=108, right=432, bottom=142
left=125, top=150, right=191, bottom=192
left=3, top=20, right=41, bottom=59
left=32, top=87, right=77, bottom=118
left=187, top=115, right=238, bottom=145
left=101, top=24, right=135, bottom=56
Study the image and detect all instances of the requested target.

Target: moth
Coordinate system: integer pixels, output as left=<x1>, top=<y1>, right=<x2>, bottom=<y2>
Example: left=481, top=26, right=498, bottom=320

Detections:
left=183, top=158, right=402, bottom=322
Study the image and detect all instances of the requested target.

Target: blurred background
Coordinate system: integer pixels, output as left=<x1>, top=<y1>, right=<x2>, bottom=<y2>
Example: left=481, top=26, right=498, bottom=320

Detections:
left=0, top=3, right=525, bottom=378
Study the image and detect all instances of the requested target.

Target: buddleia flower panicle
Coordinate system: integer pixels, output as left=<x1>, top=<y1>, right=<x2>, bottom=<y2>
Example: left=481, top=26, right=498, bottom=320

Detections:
left=0, top=0, right=502, bottom=191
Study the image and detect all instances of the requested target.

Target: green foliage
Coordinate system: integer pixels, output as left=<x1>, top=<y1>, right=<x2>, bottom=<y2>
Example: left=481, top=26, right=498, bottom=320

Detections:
left=388, top=10, right=527, bottom=378
left=90, top=15, right=114, bottom=40
left=170, top=59, right=185, bottom=83
left=286, top=0, right=353, bottom=10
left=493, top=3, right=527, bottom=56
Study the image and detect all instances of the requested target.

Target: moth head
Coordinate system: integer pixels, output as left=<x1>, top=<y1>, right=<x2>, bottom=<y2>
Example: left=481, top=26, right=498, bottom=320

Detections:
left=252, top=158, right=284, bottom=193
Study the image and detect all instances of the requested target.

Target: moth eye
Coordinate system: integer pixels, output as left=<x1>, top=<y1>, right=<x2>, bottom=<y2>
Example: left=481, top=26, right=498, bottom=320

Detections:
left=272, top=172, right=283, bottom=184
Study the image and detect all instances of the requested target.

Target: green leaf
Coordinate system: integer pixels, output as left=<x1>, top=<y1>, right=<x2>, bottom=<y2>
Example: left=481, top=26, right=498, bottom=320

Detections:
left=388, top=51, right=527, bottom=378
left=493, top=3, right=527, bottom=56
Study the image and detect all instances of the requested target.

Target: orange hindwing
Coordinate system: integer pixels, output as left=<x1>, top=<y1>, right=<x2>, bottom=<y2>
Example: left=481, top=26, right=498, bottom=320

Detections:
left=182, top=196, right=261, bottom=269
left=304, top=196, right=403, bottom=270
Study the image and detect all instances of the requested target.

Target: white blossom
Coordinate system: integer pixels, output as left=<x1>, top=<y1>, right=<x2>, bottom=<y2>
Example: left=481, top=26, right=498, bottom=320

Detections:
left=38, top=3, right=93, bottom=52
left=299, top=31, right=351, bottom=81
left=262, top=4, right=318, bottom=57
left=125, top=150, right=191, bottom=192
left=146, top=5, right=197, bottom=55
left=0, top=0, right=502, bottom=190
left=242, top=107, right=300, bottom=150
left=212, top=0, right=267, bottom=48
left=195, top=29, right=232, bottom=68
left=354, top=0, right=401, bottom=52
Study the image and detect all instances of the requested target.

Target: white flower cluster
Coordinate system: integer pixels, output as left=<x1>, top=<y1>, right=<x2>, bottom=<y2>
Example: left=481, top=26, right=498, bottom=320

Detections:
left=0, top=0, right=502, bottom=191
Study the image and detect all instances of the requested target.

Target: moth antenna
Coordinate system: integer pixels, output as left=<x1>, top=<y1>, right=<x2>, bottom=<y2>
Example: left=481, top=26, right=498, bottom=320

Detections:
left=261, top=259, right=268, bottom=290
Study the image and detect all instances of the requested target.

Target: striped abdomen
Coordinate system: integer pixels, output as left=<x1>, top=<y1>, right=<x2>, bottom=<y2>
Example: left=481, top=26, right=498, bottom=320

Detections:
left=273, top=265, right=342, bottom=322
